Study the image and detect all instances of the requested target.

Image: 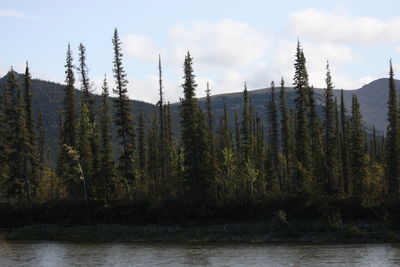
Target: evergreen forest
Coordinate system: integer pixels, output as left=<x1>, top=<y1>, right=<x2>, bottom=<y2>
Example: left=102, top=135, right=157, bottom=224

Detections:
left=1, top=29, right=399, bottom=228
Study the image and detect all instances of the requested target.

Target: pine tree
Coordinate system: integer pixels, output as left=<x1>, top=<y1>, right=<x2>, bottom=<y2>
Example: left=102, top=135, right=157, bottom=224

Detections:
left=205, top=82, right=216, bottom=189
left=4, top=69, right=31, bottom=200
left=234, top=111, right=240, bottom=152
left=77, top=43, right=100, bottom=196
left=62, top=44, right=77, bottom=148
left=37, top=111, right=45, bottom=179
left=77, top=100, right=93, bottom=196
left=99, top=77, right=115, bottom=201
left=147, top=114, right=159, bottom=196
left=180, top=52, right=212, bottom=205
left=241, top=82, right=252, bottom=161
left=279, top=78, right=293, bottom=192
left=340, top=89, right=350, bottom=196
left=58, top=44, right=79, bottom=198
left=112, top=29, right=136, bottom=196
left=386, top=60, right=399, bottom=193
left=0, top=91, right=9, bottom=184
left=349, top=95, right=369, bottom=198
left=158, top=55, right=167, bottom=185
left=77, top=43, right=94, bottom=118
left=23, top=62, right=38, bottom=198
left=323, top=62, right=340, bottom=194
left=293, top=41, right=312, bottom=192
left=137, top=111, right=146, bottom=177
left=267, top=81, right=280, bottom=190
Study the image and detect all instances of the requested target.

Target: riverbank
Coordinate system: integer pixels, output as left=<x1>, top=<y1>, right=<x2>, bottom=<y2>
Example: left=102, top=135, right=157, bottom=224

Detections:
left=1, top=222, right=399, bottom=243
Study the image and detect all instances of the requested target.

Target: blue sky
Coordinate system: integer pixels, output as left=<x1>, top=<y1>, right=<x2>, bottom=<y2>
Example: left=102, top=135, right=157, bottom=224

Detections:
left=1, top=0, right=400, bottom=103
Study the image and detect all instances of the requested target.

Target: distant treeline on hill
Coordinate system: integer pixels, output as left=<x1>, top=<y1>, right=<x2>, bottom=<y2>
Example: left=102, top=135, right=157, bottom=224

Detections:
left=0, top=29, right=399, bottom=226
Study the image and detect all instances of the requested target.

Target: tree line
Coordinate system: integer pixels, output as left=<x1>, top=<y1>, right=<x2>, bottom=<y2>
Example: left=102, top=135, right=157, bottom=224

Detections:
left=0, top=29, right=396, bottom=217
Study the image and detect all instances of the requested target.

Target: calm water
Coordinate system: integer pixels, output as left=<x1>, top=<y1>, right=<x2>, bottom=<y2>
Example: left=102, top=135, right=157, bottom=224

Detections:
left=0, top=241, right=399, bottom=266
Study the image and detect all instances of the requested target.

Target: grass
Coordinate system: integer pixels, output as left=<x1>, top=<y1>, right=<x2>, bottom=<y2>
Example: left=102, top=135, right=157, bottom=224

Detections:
left=0, top=221, right=399, bottom=243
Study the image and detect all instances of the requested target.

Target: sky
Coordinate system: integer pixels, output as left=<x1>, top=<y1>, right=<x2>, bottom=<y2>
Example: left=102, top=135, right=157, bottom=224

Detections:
left=1, top=0, right=400, bottom=103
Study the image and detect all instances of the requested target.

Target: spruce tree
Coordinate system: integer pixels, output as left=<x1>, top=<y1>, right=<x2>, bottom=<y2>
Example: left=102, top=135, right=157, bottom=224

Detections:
left=241, top=82, right=252, bottom=161
left=340, top=89, right=350, bottom=195
left=23, top=62, right=38, bottom=197
left=99, top=77, right=115, bottom=201
left=112, top=28, right=136, bottom=194
left=349, top=95, right=368, bottom=198
left=147, top=114, right=159, bottom=196
left=158, top=55, right=167, bottom=184
left=77, top=43, right=100, bottom=196
left=323, top=62, right=340, bottom=194
left=180, top=52, right=212, bottom=205
left=293, top=41, right=312, bottom=192
left=137, top=111, right=146, bottom=177
left=279, top=78, right=293, bottom=191
left=62, top=44, right=77, bottom=148
left=234, top=111, right=240, bottom=152
left=205, top=82, right=216, bottom=188
left=58, top=44, right=79, bottom=198
left=77, top=100, right=93, bottom=196
left=4, top=69, right=31, bottom=200
left=267, top=81, right=280, bottom=190
left=386, top=60, right=399, bottom=193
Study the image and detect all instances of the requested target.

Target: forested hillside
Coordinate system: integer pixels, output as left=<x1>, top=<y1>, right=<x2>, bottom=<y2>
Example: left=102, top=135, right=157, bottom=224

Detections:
left=0, top=74, right=396, bottom=163
left=1, top=30, right=399, bottom=228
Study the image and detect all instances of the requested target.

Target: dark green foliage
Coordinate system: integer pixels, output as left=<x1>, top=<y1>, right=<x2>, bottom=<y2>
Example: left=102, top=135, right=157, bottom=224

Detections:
left=324, top=62, right=340, bottom=194
left=180, top=52, right=212, bottom=206
left=293, top=41, right=312, bottom=193
left=5, top=69, right=32, bottom=200
left=240, top=83, right=252, bottom=161
left=279, top=78, right=294, bottom=192
left=386, top=60, right=399, bottom=193
left=340, top=89, right=350, bottom=196
left=99, top=77, right=115, bottom=201
left=77, top=100, right=93, bottom=194
left=349, top=95, right=369, bottom=198
left=112, top=28, right=136, bottom=187
left=267, top=81, right=280, bottom=190
left=57, top=44, right=80, bottom=198
left=0, top=34, right=397, bottom=227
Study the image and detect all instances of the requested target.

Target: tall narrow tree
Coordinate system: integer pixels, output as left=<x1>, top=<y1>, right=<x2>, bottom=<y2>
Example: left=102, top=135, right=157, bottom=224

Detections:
left=180, top=52, right=212, bottom=205
left=349, top=95, right=368, bottom=198
left=112, top=29, right=136, bottom=198
left=158, top=55, right=167, bottom=184
left=340, top=89, right=350, bottom=195
left=323, top=62, right=339, bottom=194
left=293, top=41, right=312, bottom=192
left=267, top=81, right=280, bottom=190
left=99, top=77, right=115, bottom=201
left=386, top=60, right=399, bottom=193
left=23, top=62, right=38, bottom=197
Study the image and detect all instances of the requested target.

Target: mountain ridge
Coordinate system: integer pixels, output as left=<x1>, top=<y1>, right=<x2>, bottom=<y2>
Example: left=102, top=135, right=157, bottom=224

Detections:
left=0, top=74, right=397, bottom=161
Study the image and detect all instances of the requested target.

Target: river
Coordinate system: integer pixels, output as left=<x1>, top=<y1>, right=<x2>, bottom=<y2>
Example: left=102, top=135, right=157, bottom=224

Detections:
left=0, top=241, right=399, bottom=266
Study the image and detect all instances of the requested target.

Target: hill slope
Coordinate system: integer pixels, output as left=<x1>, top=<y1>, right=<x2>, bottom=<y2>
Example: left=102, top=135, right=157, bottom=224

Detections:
left=0, top=74, right=396, bottom=162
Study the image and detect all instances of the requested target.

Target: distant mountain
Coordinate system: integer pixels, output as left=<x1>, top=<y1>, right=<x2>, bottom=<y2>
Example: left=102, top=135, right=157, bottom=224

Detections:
left=192, top=78, right=398, bottom=135
left=0, top=74, right=397, bottom=162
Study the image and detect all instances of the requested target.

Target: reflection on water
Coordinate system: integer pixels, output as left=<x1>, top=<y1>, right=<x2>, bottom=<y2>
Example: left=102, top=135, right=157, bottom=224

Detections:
left=0, top=241, right=400, bottom=266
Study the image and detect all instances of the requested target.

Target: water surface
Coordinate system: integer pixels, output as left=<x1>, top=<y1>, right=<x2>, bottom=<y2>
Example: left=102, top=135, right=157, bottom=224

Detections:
left=0, top=241, right=399, bottom=266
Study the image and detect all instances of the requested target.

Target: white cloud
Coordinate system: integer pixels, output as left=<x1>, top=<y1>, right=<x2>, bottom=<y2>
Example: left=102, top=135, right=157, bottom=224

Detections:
left=123, top=34, right=160, bottom=63
left=287, top=8, right=400, bottom=44
left=167, top=19, right=269, bottom=68
left=358, top=76, right=376, bottom=86
left=0, top=10, right=30, bottom=18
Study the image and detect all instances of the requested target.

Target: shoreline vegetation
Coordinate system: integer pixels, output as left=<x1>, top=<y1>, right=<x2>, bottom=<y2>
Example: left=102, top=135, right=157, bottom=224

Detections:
left=1, top=222, right=399, bottom=243
left=1, top=29, right=400, bottom=238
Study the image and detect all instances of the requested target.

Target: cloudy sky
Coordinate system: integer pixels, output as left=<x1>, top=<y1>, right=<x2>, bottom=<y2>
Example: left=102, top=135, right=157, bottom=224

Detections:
left=1, top=0, right=400, bottom=103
